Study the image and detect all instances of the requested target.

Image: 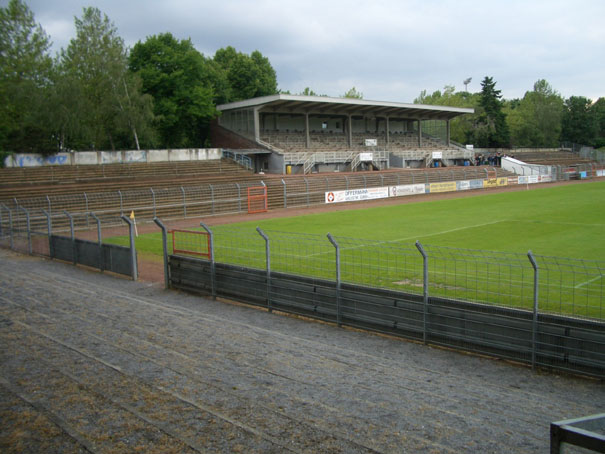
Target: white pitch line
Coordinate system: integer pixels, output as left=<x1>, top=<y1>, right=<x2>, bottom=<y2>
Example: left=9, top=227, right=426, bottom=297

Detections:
left=298, top=220, right=506, bottom=258
left=574, top=274, right=604, bottom=289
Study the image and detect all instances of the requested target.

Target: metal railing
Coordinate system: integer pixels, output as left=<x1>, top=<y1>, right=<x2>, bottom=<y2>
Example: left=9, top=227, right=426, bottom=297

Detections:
left=160, top=225, right=605, bottom=378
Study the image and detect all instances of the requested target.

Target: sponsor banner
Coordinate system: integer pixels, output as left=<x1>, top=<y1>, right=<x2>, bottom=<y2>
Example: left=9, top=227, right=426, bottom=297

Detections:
left=389, top=183, right=426, bottom=197
left=432, top=151, right=443, bottom=159
left=483, top=177, right=508, bottom=188
left=469, top=179, right=484, bottom=189
left=597, top=169, right=604, bottom=177
left=507, top=176, right=519, bottom=185
left=457, top=180, right=471, bottom=191
left=325, top=186, right=389, bottom=204
left=359, top=152, right=373, bottom=162
left=528, top=175, right=539, bottom=184
left=428, top=181, right=457, bottom=193
left=518, top=176, right=529, bottom=184
left=539, top=174, right=552, bottom=183
left=364, top=139, right=377, bottom=146
left=580, top=171, right=587, bottom=179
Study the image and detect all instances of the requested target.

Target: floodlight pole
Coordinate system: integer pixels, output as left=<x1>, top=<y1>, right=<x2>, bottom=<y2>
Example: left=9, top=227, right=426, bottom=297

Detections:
left=199, top=222, right=216, bottom=300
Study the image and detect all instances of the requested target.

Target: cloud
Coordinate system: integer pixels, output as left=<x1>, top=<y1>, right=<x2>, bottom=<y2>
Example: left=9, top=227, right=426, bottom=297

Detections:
left=18, top=0, right=605, bottom=101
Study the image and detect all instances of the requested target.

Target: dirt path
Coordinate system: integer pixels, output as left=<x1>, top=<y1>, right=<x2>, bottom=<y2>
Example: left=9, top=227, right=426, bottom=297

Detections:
left=1, top=249, right=603, bottom=453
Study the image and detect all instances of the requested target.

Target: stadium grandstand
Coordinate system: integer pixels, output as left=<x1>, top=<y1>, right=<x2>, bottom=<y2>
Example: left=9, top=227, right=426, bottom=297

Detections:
left=211, top=94, right=476, bottom=174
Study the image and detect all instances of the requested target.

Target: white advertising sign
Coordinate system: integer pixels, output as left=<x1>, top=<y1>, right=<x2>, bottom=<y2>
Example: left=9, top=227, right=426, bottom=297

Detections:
left=359, top=152, right=374, bottom=162
left=325, top=187, right=389, bottom=203
left=539, top=174, right=552, bottom=182
left=457, top=180, right=471, bottom=190
left=597, top=169, right=604, bottom=177
left=465, top=144, right=474, bottom=150
left=389, top=184, right=426, bottom=197
left=364, top=139, right=378, bottom=146
left=432, top=151, right=443, bottom=159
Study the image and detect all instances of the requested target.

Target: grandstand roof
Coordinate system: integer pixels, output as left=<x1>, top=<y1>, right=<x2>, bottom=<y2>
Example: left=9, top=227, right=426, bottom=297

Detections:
left=217, top=94, right=473, bottom=120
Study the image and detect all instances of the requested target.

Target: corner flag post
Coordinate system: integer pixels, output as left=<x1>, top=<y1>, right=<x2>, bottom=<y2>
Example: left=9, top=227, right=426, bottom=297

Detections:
left=130, top=210, right=138, bottom=237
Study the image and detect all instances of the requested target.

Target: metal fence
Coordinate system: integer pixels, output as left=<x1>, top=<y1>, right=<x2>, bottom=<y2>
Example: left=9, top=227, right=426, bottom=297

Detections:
left=0, top=206, right=138, bottom=279
left=154, top=223, right=605, bottom=378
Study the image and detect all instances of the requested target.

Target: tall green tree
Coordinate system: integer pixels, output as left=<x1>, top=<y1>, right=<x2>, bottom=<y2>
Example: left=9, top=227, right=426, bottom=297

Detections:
left=342, top=87, right=363, bottom=99
left=129, top=33, right=216, bottom=148
left=590, top=97, right=605, bottom=148
left=0, top=0, right=54, bottom=153
left=59, top=7, right=153, bottom=150
left=213, top=46, right=277, bottom=102
left=561, top=96, right=597, bottom=146
left=414, top=85, right=479, bottom=144
left=507, top=79, right=563, bottom=147
left=472, top=76, right=510, bottom=147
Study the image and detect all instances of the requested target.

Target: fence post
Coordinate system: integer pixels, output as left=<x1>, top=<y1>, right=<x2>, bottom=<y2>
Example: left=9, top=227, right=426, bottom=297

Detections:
left=257, top=227, right=272, bottom=312
left=235, top=183, right=241, bottom=213
left=527, top=251, right=539, bottom=370
left=84, top=193, right=89, bottom=228
left=118, top=190, right=123, bottom=216
left=178, top=186, right=186, bottom=218
left=64, top=210, right=76, bottom=265
left=415, top=241, right=429, bottom=345
left=209, top=184, right=215, bottom=215
left=41, top=209, right=53, bottom=258
left=153, top=217, right=169, bottom=290
left=150, top=188, right=156, bottom=218
left=327, top=233, right=341, bottom=327
left=304, top=177, right=310, bottom=206
left=46, top=195, right=51, bottom=216
left=281, top=179, right=287, bottom=208
left=1, top=204, right=14, bottom=250
left=18, top=206, right=32, bottom=255
left=90, top=212, right=103, bottom=272
left=121, top=215, right=138, bottom=281
left=199, top=222, right=216, bottom=300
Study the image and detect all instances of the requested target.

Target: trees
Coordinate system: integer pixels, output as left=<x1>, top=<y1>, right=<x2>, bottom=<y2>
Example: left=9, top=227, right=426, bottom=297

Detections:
left=507, top=79, right=563, bottom=147
left=561, top=96, right=597, bottom=146
left=59, top=7, right=154, bottom=150
left=342, top=87, right=363, bottom=99
left=471, top=76, right=510, bottom=147
left=129, top=33, right=216, bottom=148
left=0, top=0, right=54, bottom=153
left=213, top=46, right=277, bottom=102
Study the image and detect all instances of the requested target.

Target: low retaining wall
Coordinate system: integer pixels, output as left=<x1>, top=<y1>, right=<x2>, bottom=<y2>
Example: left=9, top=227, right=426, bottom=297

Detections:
left=4, top=148, right=222, bottom=167
left=168, top=255, right=605, bottom=378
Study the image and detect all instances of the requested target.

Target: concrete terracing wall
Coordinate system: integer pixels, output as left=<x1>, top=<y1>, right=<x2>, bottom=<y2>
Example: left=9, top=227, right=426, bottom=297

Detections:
left=4, top=149, right=222, bottom=167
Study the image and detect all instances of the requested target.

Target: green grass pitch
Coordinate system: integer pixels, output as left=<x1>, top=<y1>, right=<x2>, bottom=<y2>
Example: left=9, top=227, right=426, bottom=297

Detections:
left=107, top=180, right=605, bottom=318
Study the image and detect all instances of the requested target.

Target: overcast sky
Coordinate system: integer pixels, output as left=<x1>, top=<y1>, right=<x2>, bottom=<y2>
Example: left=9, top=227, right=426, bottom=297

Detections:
left=14, top=0, right=605, bottom=103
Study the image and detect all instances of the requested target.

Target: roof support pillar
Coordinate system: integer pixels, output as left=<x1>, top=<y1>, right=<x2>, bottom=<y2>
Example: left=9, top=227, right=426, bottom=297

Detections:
left=446, top=119, right=451, bottom=146
left=418, top=119, right=422, bottom=147
left=305, top=113, right=310, bottom=148
left=253, top=107, right=260, bottom=142
left=386, top=117, right=390, bottom=149
left=347, top=115, right=352, bottom=148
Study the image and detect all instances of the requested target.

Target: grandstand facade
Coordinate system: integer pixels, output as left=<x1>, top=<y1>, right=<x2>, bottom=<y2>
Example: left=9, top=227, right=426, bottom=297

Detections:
left=212, top=94, right=475, bottom=174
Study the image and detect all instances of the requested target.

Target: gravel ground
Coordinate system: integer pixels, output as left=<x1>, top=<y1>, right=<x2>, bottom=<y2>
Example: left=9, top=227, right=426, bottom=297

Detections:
left=0, top=248, right=603, bottom=453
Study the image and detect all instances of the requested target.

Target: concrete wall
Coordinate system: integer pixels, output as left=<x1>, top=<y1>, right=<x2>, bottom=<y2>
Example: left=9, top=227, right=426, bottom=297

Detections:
left=4, top=149, right=222, bottom=167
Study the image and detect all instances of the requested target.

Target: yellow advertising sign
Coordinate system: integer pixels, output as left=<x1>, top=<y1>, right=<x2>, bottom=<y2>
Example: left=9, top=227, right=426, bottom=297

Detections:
left=483, top=178, right=508, bottom=188
left=428, top=181, right=457, bottom=193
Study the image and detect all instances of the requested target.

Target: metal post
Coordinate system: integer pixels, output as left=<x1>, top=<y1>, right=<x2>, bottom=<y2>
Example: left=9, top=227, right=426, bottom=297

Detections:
left=46, top=195, right=51, bottom=216
left=209, top=184, right=214, bottom=215
left=415, top=241, right=429, bottom=344
left=90, top=213, right=103, bottom=272
left=153, top=217, right=169, bottom=289
left=281, top=179, right=287, bottom=208
left=1, top=204, right=14, bottom=250
left=64, top=210, right=76, bottom=265
left=181, top=186, right=187, bottom=218
left=150, top=188, right=156, bottom=218
left=84, top=193, right=89, bottom=228
left=18, top=206, right=32, bottom=255
left=42, top=209, right=53, bottom=259
left=235, top=183, right=241, bottom=212
left=118, top=190, right=123, bottom=216
left=257, top=227, right=272, bottom=312
left=528, top=251, right=539, bottom=370
left=304, top=177, right=310, bottom=206
left=199, top=222, right=216, bottom=300
left=327, top=233, right=341, bottom=326
left=121, top=215, right=138, bottom=281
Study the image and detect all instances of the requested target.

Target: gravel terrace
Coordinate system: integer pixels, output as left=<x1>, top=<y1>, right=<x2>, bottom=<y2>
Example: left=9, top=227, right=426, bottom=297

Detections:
left=0, top=248, right=603, bottom=453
